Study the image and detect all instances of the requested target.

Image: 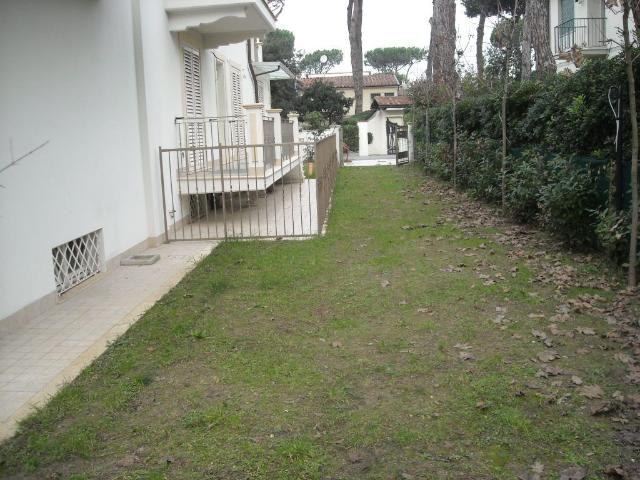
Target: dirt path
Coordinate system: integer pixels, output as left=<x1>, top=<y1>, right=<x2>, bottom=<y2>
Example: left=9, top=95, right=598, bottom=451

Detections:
left=1, top=165, right=638, bottom=479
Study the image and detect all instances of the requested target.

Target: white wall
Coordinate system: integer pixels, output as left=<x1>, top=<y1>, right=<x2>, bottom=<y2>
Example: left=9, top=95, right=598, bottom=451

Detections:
left=366, top=110, right=405, bottom=156
left=0, top=0, right=148, bottom=320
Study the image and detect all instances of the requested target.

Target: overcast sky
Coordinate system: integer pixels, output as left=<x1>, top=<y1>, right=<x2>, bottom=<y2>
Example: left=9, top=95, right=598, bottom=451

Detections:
left=277, top=0, right=498, bottom=79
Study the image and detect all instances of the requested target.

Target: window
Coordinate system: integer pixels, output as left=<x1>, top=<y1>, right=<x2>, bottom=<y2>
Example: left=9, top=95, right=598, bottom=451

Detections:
left=52, top=230, right=103, bottom=294
left=370, top=92, right=381, bottom=101
left=183, top=46, right=203, bottom=118
left=384, top=92, right=395, bottom=97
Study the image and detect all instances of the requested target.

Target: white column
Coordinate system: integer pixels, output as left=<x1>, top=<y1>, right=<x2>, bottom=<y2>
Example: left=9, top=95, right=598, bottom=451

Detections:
left=287, top=112, right=300, bottom=143
left=335, top=126, right=343, bottom=165
left=266, top=108, right=283, bottom=162
left=243, top=103, right=265, bottom=166
left=408, top=123, right=415, bottom=162
left=358, top=121, right=369, bottom=157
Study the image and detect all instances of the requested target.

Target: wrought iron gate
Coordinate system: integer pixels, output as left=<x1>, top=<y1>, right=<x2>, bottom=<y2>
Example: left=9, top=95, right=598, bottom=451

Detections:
left=396, top=125, right=409, bottom=165
left=386, top=119, right=398, bottom=154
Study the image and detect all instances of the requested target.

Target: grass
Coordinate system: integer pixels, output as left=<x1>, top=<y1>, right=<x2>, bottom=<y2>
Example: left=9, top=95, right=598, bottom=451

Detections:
left=0, top=164, right=632, bottom=479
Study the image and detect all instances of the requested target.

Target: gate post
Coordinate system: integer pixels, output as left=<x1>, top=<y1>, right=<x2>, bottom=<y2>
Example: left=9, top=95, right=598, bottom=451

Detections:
left=358, top=121, right=369, bottom=157
left=287, top=112, right=300, bottom=143
left=408, top=123, right=415, bottom=162
left=266, top=108, right=283, bottom=162
left=243, top=103, right=265, bottom=167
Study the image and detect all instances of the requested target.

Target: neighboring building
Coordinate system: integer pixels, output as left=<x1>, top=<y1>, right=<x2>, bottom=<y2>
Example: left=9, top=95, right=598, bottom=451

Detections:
left=365, top=96, right=412, bottom=156
left=549, top=0, right=631, bottom=70
left=0, top=0, right=296, bottom=322
left=299, top=72, right=401, bottom=116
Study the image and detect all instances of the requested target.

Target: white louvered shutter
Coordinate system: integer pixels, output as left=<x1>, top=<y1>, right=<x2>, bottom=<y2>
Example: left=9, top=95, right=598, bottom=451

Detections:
left=230, top=67, right=246, bottom=154
left=183, top=47, right=205, bottom=167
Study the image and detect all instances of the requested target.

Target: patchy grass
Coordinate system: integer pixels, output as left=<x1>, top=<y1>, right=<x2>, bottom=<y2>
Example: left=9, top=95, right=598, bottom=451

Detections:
left=0, top=165, right=633, bottom=479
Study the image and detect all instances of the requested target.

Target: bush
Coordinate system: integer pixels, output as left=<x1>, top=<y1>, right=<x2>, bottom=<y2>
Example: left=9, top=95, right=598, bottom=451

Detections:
left=342, top=124, right=358, bottom=152
left=595, top=207, right=631, bottom=264
left=538, top=156, right=600, bottom=247
left=504, top=149, right=545, bottom=223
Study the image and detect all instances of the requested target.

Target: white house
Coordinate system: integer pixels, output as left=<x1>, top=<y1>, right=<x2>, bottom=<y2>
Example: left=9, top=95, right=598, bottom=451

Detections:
left=549, top=0, right=632, bottom=70
left=0, top=0, right=298, bottom=323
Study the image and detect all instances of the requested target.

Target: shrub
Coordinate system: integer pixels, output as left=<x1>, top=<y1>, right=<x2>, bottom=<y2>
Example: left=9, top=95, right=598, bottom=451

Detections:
left=504, top=149, right=545, bottom=223
left=538, top=156, right=600, bottom=247
left=594, top=207, right=631, bottom=264
left=342, top=124, right=358, bottom=152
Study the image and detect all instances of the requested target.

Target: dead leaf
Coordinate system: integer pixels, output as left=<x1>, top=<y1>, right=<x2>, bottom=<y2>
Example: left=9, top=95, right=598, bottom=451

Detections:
left=614, top=352, right=635, bottom=365
left=559, top=466, right=587, bottom=480
left=380, top=279, right=390, bottom=288
left=532, top=330, right=548, bottom=341
left=459, top=351, right=475, bottom=361
left=579, top=384, right=604, bottom=399
left=532, top=461, right=545, bottom=475
left=590, top=400, right=616, bottom=416
left=603, top=464, right=626, bottom=478
left=537, top=350, right=559, bottom=363
left=576, top=326, right=596, bottom=336
left=571, top=375, right=583, bottom=385
left=331, top=341, right=342, bottom=348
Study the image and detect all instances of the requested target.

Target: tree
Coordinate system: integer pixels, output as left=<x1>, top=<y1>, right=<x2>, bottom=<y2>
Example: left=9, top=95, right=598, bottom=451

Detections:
left=521, top=0, right=556, bottom=77
left=486, top=17, right=523, bottom=81
left=364, top=47, right=427, bottom=79
left=461, top=0, right=518, bottom=81
left=429, top=0, right=457, bottom=86
left=347, top=0, right=364, bottom=114
left=262, top=29, right=301, bottom=115
left=299, top=49, right=343, bottom=74
left=297, top=81, right=353, bottom=124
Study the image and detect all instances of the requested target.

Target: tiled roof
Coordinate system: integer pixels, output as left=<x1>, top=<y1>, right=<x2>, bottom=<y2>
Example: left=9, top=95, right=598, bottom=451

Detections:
left=373, top=95, right=413, bottom=108
left=298, top=73, right=400, bottom=89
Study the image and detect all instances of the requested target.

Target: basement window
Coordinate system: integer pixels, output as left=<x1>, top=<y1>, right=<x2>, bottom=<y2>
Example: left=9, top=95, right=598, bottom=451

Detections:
left=52, top=229, right=103, bottom=294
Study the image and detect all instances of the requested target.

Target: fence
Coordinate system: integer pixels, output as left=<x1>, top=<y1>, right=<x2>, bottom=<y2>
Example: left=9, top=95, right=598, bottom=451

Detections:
left=315, top=134, right=339, bottom=232
left=158, top=134, right=340, bottom=241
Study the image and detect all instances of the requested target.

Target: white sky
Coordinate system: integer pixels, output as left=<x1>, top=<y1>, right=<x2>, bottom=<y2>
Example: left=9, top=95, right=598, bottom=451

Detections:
left=277, top=0, right=497, bottom=79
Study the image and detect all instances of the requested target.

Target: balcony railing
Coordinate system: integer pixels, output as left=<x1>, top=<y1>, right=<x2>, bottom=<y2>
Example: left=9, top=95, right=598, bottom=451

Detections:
left=555, top=18, right=606, bottom=53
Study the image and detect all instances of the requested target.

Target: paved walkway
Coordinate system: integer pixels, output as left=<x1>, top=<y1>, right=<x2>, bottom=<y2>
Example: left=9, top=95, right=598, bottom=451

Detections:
left=0, top=241, right=216, bottom=440
left=344, top=154, right=396, bottom=167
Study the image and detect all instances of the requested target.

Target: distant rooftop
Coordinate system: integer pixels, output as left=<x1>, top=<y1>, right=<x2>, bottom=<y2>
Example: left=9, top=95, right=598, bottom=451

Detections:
left=299, top=73, right=400, bottom=89
left=373, top=95, right=413, bottom=108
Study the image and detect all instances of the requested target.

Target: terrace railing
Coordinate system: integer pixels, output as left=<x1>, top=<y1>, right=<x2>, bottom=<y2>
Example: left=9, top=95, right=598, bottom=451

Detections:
left=554, top=17, right=606, bottom=53
left=281, top=120, right=294, bottom=157
left=263, top=116, right=276, bottom=169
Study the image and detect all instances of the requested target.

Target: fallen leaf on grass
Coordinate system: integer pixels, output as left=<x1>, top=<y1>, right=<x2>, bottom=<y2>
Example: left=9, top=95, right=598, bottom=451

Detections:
left=614, top=352, right=635, bottom=365
left=454, top=343, right=472, bottom=350
left=537, top=350, right=559, bottom=363
left=579, top=384, right=604, bottom=399
left=331, top=341, right=342, bottom=348
left=459, top=351, right=475, bottom=361
left=571, top=375, right=583, bottom=385
left=380, top=279, right=390, bottom=288
left=590, top=400, right=616, bottom=416
left=535, top=365, right=564, bottom=378
left=576, top=326, right=596, bottom=336
left=532, top=330, right=548, bottom=341
left=603, top=464, right=626, bottom=478
left=559, top=466, right=587, bottom=480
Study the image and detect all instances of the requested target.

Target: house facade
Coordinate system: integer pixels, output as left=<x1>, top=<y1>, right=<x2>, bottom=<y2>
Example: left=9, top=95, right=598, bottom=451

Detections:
left=0, top=0, right=293, bottom=323
left=299, top=72, right=401, bottom=116
left=549, top=0, right=631, bottom=70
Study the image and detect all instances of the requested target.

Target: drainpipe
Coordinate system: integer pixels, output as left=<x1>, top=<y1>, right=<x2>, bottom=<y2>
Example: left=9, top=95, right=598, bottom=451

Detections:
left=247, top=40, right=259, bottom=103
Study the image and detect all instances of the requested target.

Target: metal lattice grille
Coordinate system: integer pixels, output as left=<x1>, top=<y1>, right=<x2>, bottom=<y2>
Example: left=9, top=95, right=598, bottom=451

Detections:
left=52, top=230, right=102, bottom=294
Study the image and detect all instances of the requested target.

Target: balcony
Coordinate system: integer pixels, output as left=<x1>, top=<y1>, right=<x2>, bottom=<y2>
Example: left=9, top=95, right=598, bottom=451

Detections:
left=554, top=17, right=607, bottom=55
left=164, top=0, right=276, bottom=48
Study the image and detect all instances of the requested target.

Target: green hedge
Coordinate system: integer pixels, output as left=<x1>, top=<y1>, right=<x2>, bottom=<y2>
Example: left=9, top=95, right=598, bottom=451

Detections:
left=416, top=53, right=639, bottom=258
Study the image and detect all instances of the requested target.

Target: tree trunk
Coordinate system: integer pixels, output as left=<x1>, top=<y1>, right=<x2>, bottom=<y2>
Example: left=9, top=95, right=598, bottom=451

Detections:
left=630, top=0, right=640, bottom=33
left=521, top=7, right=532, bottom=80
left=431, top=0, right=456, bottom=86
left=452, top=91, right=457, bottom=186
left=623, top=1, right=638, bottom=287
left=476, top=12, right=486, bottom=81
left=347, top=0, right=364, bottom=114
left=426, top=17, right=434, bottom=81
left=528, top=0, right=556, bottom=75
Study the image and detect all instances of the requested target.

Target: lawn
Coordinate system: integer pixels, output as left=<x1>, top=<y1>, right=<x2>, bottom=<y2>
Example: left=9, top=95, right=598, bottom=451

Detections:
left=0, top=165, right=638, bottom=479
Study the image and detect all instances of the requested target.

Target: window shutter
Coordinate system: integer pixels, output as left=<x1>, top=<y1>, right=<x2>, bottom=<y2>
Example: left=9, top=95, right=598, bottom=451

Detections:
left=230, top=67, right=245, bottom=150
left=183, top=46, right=205, bottom=165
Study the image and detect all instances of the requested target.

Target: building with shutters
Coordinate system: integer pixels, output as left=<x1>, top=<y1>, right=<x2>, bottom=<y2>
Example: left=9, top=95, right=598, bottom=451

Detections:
left=0, top=0, right=294, bottom=323
left=549, top=0, right=632, bottom=71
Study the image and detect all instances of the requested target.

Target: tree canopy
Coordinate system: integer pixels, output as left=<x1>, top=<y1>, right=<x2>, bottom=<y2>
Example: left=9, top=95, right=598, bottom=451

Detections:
left=262, top=29, right=300, bottom=73
left=297, top=81, right=353, bottom=124
left=299, top=49, right=344, bottom=74
left=364, top=47, right=426, bottom=78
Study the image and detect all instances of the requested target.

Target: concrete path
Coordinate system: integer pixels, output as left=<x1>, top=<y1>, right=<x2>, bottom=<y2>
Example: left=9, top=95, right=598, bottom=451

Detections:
left=344, top=155, right=396, bottom=167
left=0, top=241, right=216, bottom=440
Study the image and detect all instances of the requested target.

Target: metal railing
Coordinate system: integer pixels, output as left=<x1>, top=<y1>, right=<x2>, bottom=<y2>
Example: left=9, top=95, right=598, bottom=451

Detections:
left=158, top=136, right=339, bottom=241
left=554, top=17, right=606, bottom=53
left=174, top=116, right=248, bottom=171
